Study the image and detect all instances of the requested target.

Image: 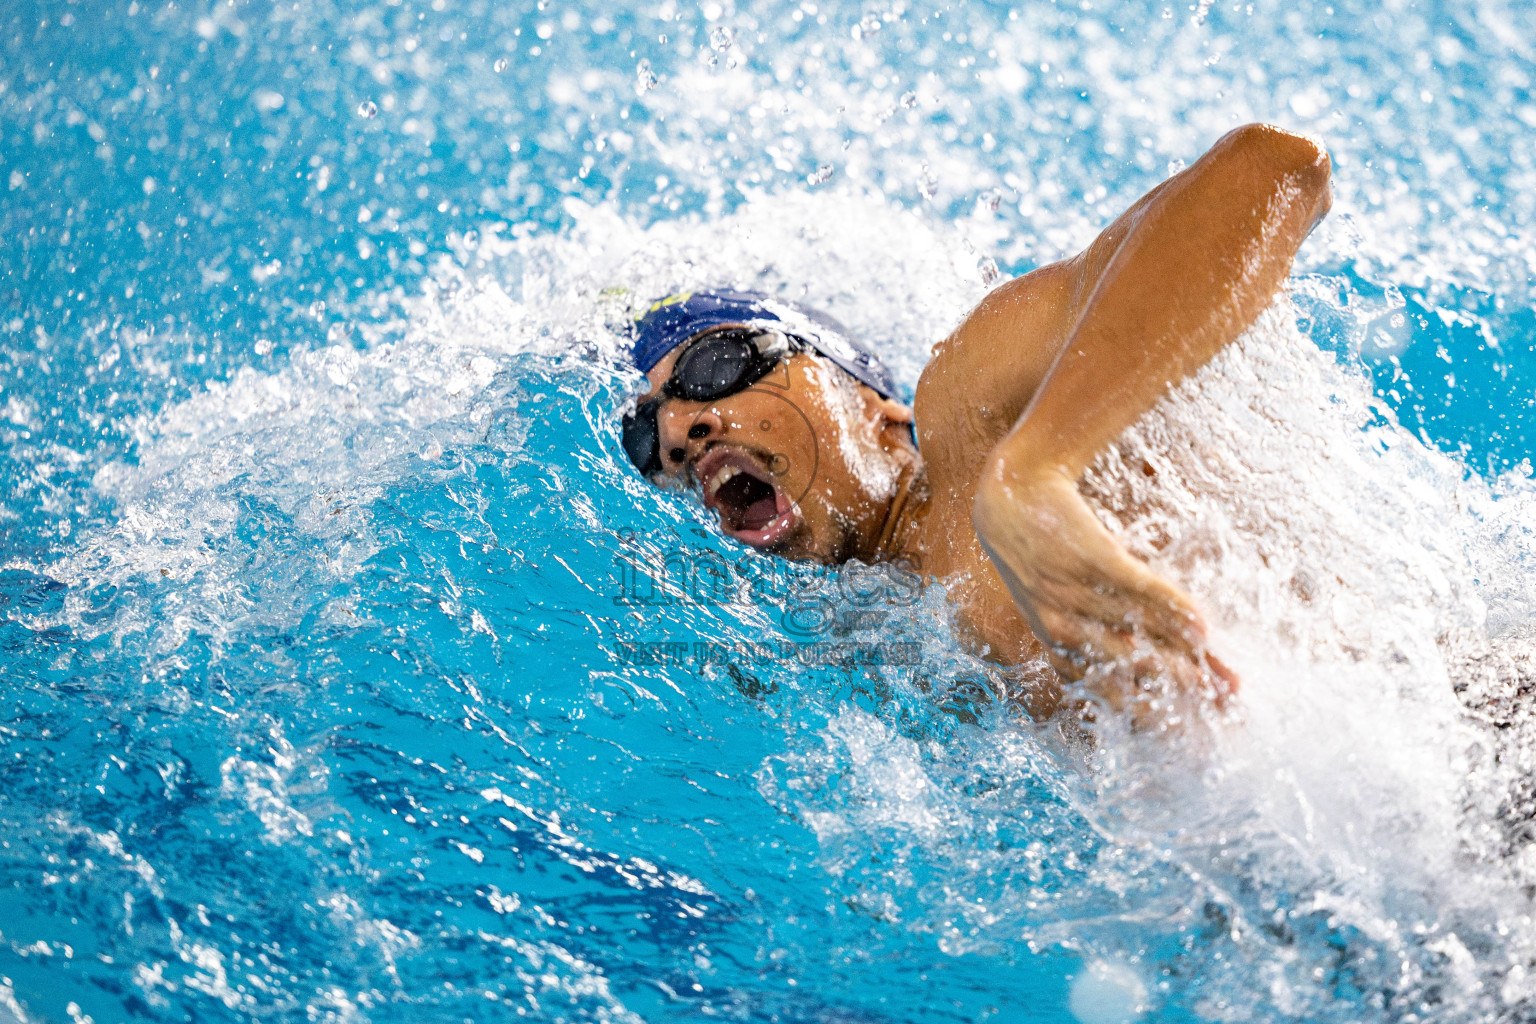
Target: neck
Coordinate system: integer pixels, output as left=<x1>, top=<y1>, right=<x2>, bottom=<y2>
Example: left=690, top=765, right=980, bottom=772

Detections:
left=867, top=455, right=930, bottom=567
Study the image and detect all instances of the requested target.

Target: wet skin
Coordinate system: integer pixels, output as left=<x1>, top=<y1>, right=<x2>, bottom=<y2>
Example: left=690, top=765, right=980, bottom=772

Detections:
left=638, top=123, right=1334, bottom=725
left=640, top=350, right=921, bottom=565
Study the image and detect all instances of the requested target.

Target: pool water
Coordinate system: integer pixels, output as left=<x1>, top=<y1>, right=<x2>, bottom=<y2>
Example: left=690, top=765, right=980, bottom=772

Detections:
left=6, top=0, right=1536, bottom=1021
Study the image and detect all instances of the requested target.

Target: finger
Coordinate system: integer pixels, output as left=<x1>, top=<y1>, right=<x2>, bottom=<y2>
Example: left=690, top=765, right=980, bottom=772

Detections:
left=1204, top=650, right=1240, bottom=698
left=1025, top=544, right=1224, bottom=698
left=1082, top=623, right=1234, bottom=715
left=1053, top=568, right=1207, bottom=659
left=1038, top=595, right=1184, bottom=682
left=1032, top=532, right=1208, bottom=650
left=1072, top=636, right=1181, bottom=717
left=1035, top=610, right=1093, bottom=682
left=1068, top=618, right=1144, bottom=677
left=1100, top=556, right=1208, bottom=650
left=1046, top=647, right=1086, bottom=683
left=1041, top=622, right=1116, bottom=685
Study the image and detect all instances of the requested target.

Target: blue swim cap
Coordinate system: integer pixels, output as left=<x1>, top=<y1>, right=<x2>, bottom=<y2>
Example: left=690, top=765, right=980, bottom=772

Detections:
left=631, top=289, right=901, bottom=400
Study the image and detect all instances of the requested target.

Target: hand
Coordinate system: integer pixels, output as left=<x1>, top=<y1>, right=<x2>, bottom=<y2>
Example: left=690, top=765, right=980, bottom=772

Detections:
left=973, top=465, right=1237, bottom=728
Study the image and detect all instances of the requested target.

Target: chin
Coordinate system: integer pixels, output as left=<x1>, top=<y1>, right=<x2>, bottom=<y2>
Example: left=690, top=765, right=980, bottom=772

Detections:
left=781, top=518, right=859, bottom=565
left=735, top=517, right=823, bottom=563
left=759, top=521, right=819, bottom=561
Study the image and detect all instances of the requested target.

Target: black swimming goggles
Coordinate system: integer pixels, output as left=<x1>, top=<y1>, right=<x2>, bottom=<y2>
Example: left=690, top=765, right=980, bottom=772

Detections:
left=622, top=326, right=796, bottom=477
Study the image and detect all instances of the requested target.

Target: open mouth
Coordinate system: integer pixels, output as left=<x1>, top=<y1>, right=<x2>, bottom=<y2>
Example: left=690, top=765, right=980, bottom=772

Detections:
left=694, top=447, right=799, bottom=548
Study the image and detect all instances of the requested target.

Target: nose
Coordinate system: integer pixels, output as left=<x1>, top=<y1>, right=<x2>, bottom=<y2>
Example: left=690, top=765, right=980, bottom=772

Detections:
left=656, top=402, right=723, bottom=475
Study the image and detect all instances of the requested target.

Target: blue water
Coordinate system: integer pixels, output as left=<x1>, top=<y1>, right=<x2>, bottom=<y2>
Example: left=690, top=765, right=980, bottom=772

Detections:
left=6, top=0, right=1536, bottom=1021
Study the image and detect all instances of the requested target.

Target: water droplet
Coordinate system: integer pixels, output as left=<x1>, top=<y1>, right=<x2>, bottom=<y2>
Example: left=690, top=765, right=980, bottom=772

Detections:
left=859, top=13, right=882, bottom=34
left=918, top=163, right=938, bottom=200
left=635, top=59, right=658, bottom=94
left=977, top=256, right=1000, bottom=286
left=709, top=26, right=734, bottom=51
left=357, top=100, right=378, bottom=118
left=252, top=89, right=284, bottom=112
left=493, top=57, right=508, bottom=73
left=900, top=90, right=918, bottom=108
left=1068, top=960, right=1148, bottom=1024
left=807, top=163, right=835, bottom=186
left=979, top=188, right=1003, bottom=213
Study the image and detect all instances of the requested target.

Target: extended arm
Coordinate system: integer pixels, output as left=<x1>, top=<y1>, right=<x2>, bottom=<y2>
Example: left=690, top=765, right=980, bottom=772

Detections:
left=972, top=124, right=1332, bottom=716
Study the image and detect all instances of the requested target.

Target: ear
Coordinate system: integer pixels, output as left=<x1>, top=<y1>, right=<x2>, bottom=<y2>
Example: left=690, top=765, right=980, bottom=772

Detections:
left=865, top=390, right=914, bottom=427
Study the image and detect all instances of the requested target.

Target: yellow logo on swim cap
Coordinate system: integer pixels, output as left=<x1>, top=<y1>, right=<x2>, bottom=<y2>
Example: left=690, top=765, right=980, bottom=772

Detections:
left=637, top=291, right=693, bottom=319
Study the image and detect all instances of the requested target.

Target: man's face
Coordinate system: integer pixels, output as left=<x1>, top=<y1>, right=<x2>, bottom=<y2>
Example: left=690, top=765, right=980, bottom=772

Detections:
left=638, top=338, right=916, bottom=563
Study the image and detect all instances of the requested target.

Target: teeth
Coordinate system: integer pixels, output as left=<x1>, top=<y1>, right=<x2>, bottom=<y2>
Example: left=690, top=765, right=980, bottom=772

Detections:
left=707, top=465, right=740, bottom=498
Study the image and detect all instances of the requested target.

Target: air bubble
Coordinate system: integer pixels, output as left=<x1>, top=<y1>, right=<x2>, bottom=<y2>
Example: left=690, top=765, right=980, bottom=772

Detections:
left=357, top=100, right=378, bottom=118
left=493, top=57, right=508, bottom=73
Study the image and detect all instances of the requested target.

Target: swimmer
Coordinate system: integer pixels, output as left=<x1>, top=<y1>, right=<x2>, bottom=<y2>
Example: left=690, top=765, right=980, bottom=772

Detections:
left=622, top=123, right=1332, bottom=724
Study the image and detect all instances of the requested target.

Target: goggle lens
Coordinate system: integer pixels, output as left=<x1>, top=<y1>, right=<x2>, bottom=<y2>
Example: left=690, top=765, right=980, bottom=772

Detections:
left=621, top=398, right=662, bottom=476
left=667, top=333, right=759, bottom=401
left=621, top=328, right=792, bottom=476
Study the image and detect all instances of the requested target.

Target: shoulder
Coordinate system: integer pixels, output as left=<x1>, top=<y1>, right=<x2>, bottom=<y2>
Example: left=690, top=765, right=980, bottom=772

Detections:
left=912, top=261, right=1077, bottom=495
left=922, top=261, right=1078, bottom=378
